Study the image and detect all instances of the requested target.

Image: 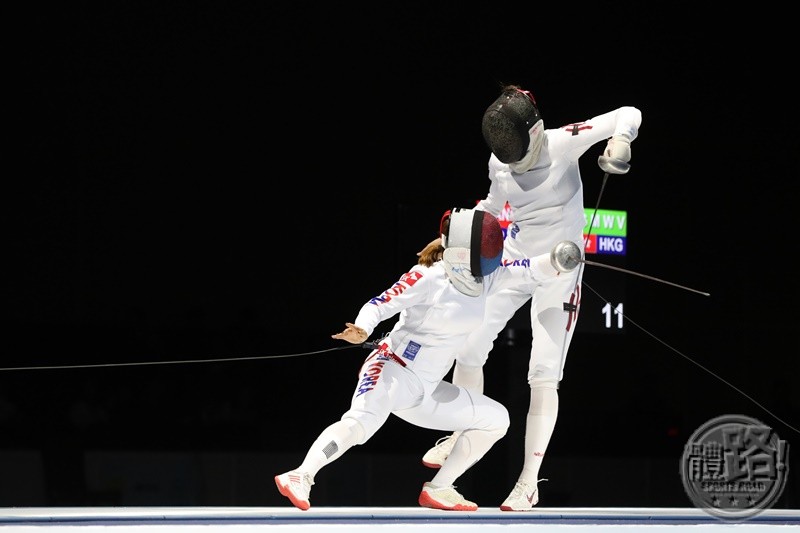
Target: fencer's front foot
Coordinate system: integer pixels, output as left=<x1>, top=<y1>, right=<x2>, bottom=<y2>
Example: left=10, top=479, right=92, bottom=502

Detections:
left=419, top=482, right=478, bottom=511
left=550, top=241, right=582, bottom=273
left=500, top=480, right=540, bottom=511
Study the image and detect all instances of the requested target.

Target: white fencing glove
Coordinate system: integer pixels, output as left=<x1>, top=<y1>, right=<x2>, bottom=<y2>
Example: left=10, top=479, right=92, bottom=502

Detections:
left=598, top=134, right=632, bottom=174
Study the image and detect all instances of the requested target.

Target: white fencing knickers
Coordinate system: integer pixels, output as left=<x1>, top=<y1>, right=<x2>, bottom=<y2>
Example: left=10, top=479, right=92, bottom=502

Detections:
left=455, top=265, right=582, bottom=386
left=341, top=350, right=509, bottom=443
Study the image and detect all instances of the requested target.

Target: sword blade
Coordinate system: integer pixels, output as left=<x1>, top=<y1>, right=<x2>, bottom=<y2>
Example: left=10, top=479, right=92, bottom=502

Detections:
left=581, top=259, right=710, bottom=297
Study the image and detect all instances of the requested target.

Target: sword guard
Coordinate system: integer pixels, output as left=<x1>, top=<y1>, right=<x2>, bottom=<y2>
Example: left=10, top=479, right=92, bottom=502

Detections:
left=551, top=241, right=582, bottom=273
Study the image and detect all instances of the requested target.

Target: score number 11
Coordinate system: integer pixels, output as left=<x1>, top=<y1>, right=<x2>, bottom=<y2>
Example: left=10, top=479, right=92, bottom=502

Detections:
left=602, top=302, right=624, bottom=329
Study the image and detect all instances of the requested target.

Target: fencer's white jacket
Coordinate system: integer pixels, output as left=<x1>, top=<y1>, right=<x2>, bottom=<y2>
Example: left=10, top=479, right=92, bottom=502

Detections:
left=478, top=107, right=642, bottom=258
left=352, top=258, right=556, bottom=384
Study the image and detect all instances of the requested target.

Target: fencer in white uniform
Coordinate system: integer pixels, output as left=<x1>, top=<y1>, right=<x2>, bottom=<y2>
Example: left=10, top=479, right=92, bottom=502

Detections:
left=421, top=85, right=642, bottom=511
left=275, top=207, right=580, bottom=511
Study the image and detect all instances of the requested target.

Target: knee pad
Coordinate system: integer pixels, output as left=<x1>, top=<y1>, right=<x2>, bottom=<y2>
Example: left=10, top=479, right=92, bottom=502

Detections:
left=462, top=413, right=509, bottom=447
left=477, top=423, right=509, bottom=443
left=342, top=417, right=366, bottom=443
left=339, top=414, right=371, bottom=445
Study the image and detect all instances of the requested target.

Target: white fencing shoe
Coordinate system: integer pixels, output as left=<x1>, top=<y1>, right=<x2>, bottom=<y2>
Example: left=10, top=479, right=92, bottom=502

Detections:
left=275, top=470, right=314, bottom=510
left=418, top=482, right=478, bottom=511
left=422, top=434, right=457, bottom=468
left=499, top=480, right=542, bottom=511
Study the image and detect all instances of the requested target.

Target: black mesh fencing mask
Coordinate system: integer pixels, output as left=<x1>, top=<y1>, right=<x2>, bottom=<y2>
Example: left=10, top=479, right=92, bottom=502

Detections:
left=482, top=88, right=542, bottom=164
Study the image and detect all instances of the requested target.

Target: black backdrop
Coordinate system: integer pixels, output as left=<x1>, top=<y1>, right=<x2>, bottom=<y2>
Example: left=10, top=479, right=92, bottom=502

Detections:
left=4, top=4, right=797, bottom=507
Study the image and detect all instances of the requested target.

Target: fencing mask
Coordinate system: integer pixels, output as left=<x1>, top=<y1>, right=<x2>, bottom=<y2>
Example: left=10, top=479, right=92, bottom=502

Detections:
left=482, top=87, right=544, bottom=168
left=440, top=208, right=504, bottom=296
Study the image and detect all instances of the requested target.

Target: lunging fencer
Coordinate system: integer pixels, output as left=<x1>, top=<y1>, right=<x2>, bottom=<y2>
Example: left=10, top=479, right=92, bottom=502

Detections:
left=421, top=84, right=643, bottom=510
left=275, top=207, right=580, bottom=511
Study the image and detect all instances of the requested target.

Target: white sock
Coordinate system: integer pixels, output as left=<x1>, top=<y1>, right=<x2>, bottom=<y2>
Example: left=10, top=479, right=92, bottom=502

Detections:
left=518, top=385, right=558, bottom=485
left=298, top=418, right=365, bottom=478
left=431, top=428, right=502, bottom=487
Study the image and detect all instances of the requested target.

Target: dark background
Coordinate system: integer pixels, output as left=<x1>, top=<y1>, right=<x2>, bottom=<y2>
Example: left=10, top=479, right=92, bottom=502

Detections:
left=4, top=3, right=797, bottom=508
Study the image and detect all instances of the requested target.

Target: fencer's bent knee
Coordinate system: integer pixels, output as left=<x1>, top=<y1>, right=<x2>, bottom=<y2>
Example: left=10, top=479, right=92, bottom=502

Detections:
left=481, top=423, right=509, bottom=443
left=340, top=413, right=374, bottom=444
left=470, top=407, right=510, bottom=441
left=528, top=357, right=564, bottom=385
left=342, top=417, right=366, bottom=443
left=483, top=397, right=510, bottom=435
left=496, top=406, right=511, bottom=435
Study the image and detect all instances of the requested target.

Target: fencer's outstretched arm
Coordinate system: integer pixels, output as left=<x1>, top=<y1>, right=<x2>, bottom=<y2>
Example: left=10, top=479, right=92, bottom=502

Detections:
left=497, top=241, right=582, bottom=285
left=331, top=264, right=432, bottom=344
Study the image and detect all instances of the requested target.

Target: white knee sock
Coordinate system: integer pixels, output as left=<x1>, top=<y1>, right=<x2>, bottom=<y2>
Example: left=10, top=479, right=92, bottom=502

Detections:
left=298, top=418, right=365, bottom=479
left=518, top=385, right=558, bottom=484
left=431, top=427, right=504, bottom=487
